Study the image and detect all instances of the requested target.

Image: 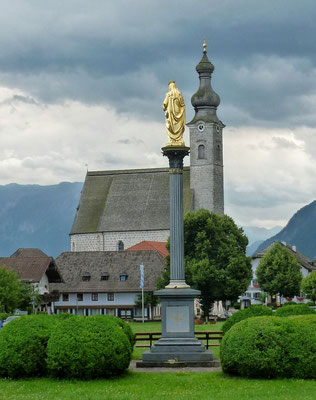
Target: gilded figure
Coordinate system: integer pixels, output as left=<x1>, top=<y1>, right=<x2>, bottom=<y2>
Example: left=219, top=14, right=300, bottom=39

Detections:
left=163, top=81, right=186, bottom=146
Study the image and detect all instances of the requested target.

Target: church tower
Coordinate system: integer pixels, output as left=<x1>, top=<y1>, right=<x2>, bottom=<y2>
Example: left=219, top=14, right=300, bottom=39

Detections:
left=187, top=42, right=224, bottom=215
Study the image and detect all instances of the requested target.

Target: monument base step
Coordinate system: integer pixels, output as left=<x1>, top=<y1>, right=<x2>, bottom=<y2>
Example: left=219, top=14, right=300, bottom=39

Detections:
left=136, top=358, right=220, bottom=368
left=141, top=349, right=213, bottom=363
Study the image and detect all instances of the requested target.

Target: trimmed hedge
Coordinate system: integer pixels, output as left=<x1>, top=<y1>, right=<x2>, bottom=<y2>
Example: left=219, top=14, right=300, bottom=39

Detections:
left=47, top=316, right=132, bottom=379
left=90, top=315, right=136, bottom=347
left=0, top=315, right=57, bottom=378
left=222, top=305, right=273, bottom=334
left=275, top=303, right=316, bottom=317
left=220, top=315, right=316, bottom=379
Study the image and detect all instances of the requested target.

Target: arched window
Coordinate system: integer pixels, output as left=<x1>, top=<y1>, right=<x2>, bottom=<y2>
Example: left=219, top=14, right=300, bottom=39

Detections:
left=198, top=144, right=205, bottom=159
left=118, top=240, right=124, bottom=251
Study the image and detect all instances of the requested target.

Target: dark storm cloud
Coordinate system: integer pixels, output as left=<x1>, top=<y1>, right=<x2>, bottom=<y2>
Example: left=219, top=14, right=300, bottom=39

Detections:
left=1, top=0, right=316, bottom=125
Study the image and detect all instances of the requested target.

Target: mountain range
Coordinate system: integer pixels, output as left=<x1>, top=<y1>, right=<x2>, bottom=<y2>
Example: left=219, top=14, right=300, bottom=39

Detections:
left=0, top=182, right=82, bottom=257
left=255, top=200, right=316, bottom=260
left=0, top=183, right=314, bottom=260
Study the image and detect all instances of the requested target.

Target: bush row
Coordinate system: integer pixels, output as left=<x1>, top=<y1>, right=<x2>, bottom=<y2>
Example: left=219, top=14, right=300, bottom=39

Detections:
left=220, top=314, right=316, bottom=379
left=0, top=314, right=134, bottom=379
left=222, top=303, right=316, bottom=334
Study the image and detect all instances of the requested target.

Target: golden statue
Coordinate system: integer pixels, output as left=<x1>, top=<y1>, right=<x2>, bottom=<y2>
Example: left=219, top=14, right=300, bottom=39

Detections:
left=163, top=81, right=186, bottom=146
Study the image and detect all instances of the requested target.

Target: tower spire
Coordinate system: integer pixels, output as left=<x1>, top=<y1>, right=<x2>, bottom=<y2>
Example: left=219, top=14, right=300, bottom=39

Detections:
left=189, top=43, right=220, bottom=124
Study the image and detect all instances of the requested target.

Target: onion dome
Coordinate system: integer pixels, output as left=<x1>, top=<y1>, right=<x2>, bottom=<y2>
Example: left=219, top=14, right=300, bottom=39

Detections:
left=189, top=41, right=221, bottom=124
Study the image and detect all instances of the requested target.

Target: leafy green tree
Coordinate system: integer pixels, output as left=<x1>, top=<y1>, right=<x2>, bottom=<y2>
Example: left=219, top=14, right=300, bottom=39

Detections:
left=0, top=265, right=35, bottom=313
left=301, top=271, right=316, bottom=305
left=134, top=291, right=158, bottom=309
left=256, top=243, right=302, bottom=298
left=157, top=210, right=252, bottom=318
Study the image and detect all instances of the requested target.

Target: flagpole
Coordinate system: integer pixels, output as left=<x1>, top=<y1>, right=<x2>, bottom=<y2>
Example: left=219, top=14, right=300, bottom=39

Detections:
left=142, top=286, right=144, bottom=323
left=140, top=264, right=145, bottom=323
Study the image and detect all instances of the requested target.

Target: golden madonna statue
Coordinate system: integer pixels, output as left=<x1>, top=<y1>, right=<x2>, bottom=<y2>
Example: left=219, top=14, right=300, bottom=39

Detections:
left=163, top=81, right=186, bottom=146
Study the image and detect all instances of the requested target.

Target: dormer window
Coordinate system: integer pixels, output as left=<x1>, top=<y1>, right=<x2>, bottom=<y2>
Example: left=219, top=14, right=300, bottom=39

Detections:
left=101, top=274, right=109, bottom=281
left=120, top=274, right=128, bottom=281
left=82, top=275, right=91, bottom=281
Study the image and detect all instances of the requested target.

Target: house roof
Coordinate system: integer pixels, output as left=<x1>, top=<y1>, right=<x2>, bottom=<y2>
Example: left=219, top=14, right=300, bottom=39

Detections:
left=253, top=241, right=315, bottom=272
left=11, top=248, right=49, bottom=258
left=126, top=241, right=169, bottom=258
left=0, top=256, right=63, bottom=283
left=70, top=167, right=192, bottom=234
left=50, top=250, right=165, bottom=293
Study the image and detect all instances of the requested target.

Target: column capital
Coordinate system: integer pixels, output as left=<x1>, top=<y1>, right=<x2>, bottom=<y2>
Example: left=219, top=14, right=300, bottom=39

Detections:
left=162, top=146, right=190, bottom=169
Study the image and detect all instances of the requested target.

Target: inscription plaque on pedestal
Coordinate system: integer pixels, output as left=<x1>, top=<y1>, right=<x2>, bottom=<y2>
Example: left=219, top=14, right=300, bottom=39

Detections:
left=166, top=305, right=189, bottom=333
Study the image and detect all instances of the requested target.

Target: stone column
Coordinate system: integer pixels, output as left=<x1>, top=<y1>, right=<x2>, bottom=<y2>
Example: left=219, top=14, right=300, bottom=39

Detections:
left=162, top=146, right=190, bottom=288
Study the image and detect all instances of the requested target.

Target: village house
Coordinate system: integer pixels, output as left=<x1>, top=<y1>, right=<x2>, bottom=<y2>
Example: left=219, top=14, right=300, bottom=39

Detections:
left=240, top=241, right=316, bottom=308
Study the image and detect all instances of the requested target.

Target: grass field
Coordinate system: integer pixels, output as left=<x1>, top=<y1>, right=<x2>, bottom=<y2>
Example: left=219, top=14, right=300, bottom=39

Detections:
left=1, top=373, right=315, bottom=400
left=0, top=320, right=315, bottom=399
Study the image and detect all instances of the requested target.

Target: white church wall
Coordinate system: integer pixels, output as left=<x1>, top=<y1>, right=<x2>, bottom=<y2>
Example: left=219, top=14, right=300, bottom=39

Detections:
left=70, top=229, right=170, bottom=252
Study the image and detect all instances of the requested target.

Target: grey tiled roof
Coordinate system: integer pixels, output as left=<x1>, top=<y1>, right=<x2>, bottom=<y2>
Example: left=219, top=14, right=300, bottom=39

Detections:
left=0, top=256, right=62, bottom=283
left=254, top=241, right=315, bottom=271
left=50, top=250, right=165, bottom=293
left=70, top=167, right=192, bottom=234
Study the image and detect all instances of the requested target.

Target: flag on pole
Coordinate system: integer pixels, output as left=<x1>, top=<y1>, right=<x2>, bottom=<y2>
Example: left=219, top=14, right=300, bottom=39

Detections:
left=140, top=264, right=144, bottom=289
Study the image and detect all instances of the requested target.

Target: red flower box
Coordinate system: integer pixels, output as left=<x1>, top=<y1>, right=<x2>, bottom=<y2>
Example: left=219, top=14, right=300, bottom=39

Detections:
left=285, top=297, right=292, bottom=301
left=253, top=284, right=259, bottom=288
left=297, top=297, right=304, bottom=301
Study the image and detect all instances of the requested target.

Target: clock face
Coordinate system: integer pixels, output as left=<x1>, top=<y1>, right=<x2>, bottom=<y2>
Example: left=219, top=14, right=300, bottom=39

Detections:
left=197, top=123, right=205, bottom=132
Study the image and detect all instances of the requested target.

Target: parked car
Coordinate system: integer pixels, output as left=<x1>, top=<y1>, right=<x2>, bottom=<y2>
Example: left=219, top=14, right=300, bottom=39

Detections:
left=3, top=316, right=20, bottom=327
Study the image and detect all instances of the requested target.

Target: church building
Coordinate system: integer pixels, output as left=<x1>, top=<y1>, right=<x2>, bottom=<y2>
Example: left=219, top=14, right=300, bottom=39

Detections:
left=70, top=45, right=224, bottom=252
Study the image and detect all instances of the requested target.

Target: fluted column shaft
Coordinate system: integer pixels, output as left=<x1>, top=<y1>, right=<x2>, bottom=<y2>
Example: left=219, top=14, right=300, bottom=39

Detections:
left=162, top=146, right=190, bottom=289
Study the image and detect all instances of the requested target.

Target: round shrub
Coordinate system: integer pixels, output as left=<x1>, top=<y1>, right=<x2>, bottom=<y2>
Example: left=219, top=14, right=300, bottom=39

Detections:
left=220, top=315, right=316, bottom=379
left=275, top=303, right=316, bottom=317
left=0, top=314, right=57, bottom=378
left=47, top=316, right=132, bottom=379
left=91, top=315, right=136, bottom=347
left=222, top=305, right=273, bottom=334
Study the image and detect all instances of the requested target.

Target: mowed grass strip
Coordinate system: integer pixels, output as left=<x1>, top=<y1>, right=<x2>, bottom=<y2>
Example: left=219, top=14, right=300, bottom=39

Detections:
left=0, top=373, right=315, bottom=400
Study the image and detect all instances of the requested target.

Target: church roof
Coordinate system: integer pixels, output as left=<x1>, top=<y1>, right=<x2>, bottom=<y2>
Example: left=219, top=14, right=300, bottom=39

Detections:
left=51, top=250, right=165, bottom=293
left=70, top=167, right=192, bottom=234
left=126, top=241, right=169, bottom=258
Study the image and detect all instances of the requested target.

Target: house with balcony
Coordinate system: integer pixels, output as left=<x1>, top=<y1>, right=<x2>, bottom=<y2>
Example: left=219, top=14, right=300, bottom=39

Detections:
left=240, top=241, right=316, bottom=308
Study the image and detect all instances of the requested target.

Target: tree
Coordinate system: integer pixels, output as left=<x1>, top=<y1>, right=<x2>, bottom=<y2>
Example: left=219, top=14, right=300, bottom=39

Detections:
left=256, top=243, right=302, bottom=298
left=157, top=210, right=252, bottom=318
left=0, top=265, right=34, bottom=313
left=301, top=271, right=316, bottom=305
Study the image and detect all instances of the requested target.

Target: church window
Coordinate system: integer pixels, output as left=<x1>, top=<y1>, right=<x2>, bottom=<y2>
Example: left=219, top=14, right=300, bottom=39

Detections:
left=216, top=144, right=221, bottom=161
left=198, top=144, right=205, bottom=159
left=118, top=240, right=124, bottom=251
left=107, top=293, right=114, bottom=301
left=120, top=274, right=128, bottom=281
left=82, top=275, right=91, bottom=281
left=72, top=242, right=76, bottom=251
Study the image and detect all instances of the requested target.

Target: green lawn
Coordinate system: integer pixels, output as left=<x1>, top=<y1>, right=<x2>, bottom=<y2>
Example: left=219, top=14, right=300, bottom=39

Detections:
left=1, top=320, right=315, bottom=399
left=0, top=373, right=315, bottom=400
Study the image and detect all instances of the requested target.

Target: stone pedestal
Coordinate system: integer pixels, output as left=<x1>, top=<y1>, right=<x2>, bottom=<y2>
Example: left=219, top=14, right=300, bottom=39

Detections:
left=141, top=289, right=213, bottom=363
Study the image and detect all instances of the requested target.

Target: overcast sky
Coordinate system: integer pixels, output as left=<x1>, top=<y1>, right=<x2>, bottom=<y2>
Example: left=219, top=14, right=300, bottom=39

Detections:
left=1, top=0, right=316, bottom=229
